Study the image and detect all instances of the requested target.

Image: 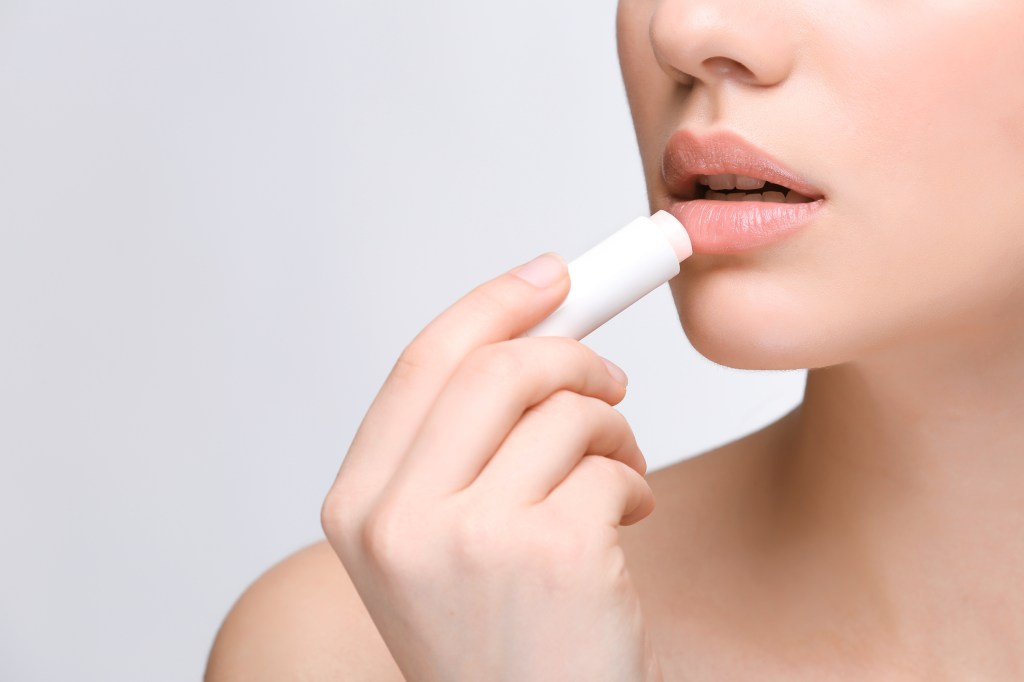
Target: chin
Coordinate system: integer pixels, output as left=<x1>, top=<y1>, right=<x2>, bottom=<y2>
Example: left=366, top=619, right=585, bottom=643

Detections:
left=668, top=267, right=855, bottom=371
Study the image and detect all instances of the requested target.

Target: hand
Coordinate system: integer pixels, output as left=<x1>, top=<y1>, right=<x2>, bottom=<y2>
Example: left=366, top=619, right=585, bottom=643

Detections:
left=321, top=252, right=663, bottom=682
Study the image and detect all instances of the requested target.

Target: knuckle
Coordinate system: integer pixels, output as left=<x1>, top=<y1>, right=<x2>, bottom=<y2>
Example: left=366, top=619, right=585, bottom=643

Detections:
left=320, top=470, right=373, bottom=543
left=391, top=340, right=440, bottom=383
left=470, top=283, right=515, bottom=319
left=557, top=339, right=620, bottom=394
left=587, top=452, right=628, bottom=479
left=450, top=511, right=510, bottom=567
left=360, top=504, right=419, bottom=570
left=523, top=519, right=591, bottom=578
left=320, top=487, right=351, bottom=540
left=564, top=336, right=602, bottom=368
left=573, top=338, right=603, bottom=366
left=579, top=453, right=636, bottom=494
left=545, top=336, right=600, bottom=372
left=530, top=389, right=587, bottom=421
left=463, top=344, right=524, bottom=383
left=606, top=405, right=634, bottom=438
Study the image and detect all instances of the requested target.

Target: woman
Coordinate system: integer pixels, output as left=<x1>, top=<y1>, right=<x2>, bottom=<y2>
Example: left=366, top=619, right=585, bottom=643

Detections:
left=206, top=1, right=1024, bottom=679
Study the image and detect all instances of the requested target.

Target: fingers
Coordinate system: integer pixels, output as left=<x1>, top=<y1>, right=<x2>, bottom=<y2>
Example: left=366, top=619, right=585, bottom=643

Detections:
left=383, top=336, right=628, bottom=502
left=546, top=453, right=656, bottom=528
left=472, top=390, right=646, bottom=507
left=328, top=254, right=569, bottom=506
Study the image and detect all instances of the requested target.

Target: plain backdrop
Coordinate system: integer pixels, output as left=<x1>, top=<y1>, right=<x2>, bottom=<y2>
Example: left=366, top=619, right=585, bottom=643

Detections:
left=0, top=1, right=805, bottom=679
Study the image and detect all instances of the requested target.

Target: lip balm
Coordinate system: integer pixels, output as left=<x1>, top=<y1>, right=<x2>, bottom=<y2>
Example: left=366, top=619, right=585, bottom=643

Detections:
left=519, top=210, right=692, bottom=341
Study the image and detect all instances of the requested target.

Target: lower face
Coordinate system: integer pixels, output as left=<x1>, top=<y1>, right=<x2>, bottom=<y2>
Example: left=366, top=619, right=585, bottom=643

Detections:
left=617, top=1, right=1024, bottom=370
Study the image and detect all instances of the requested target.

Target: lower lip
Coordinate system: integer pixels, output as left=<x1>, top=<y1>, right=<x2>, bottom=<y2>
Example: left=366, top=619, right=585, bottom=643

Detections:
left=665, top=197, right=825, bottom=254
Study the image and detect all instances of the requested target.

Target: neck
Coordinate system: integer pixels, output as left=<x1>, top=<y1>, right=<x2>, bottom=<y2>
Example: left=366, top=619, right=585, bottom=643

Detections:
left=775, top=314, right=1024, bottom=670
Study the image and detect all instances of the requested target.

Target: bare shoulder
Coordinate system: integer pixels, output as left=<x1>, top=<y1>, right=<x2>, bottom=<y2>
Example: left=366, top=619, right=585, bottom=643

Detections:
left=205, top=540, right=405, bottom=682
left=622, top=408, right=796, bottom=560
left=617, top=409, right=802, bottom=680
left=204, top=411, right=799, bottom=682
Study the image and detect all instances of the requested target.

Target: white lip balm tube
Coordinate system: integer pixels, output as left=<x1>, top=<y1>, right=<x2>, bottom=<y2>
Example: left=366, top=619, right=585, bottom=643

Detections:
left=519, top=210, right=692, bottom=341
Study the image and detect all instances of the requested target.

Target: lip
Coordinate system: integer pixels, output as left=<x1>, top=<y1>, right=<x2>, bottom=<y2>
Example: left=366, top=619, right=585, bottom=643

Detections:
left=660, top=129, right=826, bottom=254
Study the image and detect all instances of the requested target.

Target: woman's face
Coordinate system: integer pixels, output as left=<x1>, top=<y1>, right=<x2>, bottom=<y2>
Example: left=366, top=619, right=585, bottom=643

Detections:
left=617, top=1, right=1024, bottom=370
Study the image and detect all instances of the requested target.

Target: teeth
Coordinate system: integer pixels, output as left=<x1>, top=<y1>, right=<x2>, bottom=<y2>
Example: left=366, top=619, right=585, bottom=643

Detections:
left=699, top=174, right=767, bottom=191
left=704, top=190, right=811, bottom=204
left=701, top=174, right=736, bottom=190
left=735, top=175, right=766, bottom=191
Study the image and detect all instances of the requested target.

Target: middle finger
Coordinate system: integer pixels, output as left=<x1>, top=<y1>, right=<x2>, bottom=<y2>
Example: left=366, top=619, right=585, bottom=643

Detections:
left=382, top=336, right=628, bottom=503
left=472, top=389, right=646, bottom=506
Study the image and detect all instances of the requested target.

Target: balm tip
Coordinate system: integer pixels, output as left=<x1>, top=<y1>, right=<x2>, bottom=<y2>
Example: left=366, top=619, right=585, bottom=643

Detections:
left=649, top=210, right=692, bottom=261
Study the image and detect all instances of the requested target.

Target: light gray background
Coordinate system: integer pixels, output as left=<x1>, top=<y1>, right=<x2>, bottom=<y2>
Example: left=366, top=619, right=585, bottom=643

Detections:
left=0, top=1, right=805, bottom=679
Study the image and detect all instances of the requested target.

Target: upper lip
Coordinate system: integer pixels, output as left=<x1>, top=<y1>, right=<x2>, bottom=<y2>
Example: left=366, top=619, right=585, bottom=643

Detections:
left=661, top=129, right=825, bottom=201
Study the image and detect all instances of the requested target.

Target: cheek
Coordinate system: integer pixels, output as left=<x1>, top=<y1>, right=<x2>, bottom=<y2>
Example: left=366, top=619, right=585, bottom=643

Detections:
left=823, top=6, right=1024, bottom=338
left=616, top=0, right=681, bottom=196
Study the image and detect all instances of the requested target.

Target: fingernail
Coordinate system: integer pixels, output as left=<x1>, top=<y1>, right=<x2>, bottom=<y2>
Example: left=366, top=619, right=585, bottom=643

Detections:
left=511, top=253, right=564, bottom=289
left=601, top=356, right=628, bottom=386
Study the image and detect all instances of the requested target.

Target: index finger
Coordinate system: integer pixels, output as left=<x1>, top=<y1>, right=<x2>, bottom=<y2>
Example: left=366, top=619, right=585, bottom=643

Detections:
left=332, top=253, right=570, bottom=497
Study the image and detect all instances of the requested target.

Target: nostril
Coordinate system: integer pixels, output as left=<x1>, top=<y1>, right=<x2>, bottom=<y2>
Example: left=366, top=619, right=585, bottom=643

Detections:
left=702, top=56, right=755, bottom=82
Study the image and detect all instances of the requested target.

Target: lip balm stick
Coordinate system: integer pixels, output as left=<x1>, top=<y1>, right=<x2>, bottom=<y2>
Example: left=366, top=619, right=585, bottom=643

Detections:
left=519, top=210, right=692, bottom=341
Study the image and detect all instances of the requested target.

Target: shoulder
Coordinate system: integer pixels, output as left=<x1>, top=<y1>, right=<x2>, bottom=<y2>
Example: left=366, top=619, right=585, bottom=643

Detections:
left=616, top=410, right=801, bottom=678
left=205, top=540, right=405, bottom=682
left=626, top=409, right=794, bottom=551
left=204, top=411, right=798, bottom=681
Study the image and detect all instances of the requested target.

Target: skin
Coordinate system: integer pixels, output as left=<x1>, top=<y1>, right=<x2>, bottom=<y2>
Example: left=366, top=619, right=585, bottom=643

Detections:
left=619, top=0, right=1024, bottom=677
left=207, top=1, right=1024, bottom=679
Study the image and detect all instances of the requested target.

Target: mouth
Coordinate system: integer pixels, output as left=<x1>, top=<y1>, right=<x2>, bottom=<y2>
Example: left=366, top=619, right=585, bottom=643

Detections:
left=692, top=176, right=817, bottom=203
left=662, top=129, right=825, bottom=203
left=660, top=129, right=827, bottom=254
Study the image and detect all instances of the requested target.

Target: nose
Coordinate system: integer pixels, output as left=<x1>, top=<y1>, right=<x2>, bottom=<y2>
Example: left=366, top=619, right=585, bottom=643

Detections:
left=648, top=1, right=797, bottom=88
